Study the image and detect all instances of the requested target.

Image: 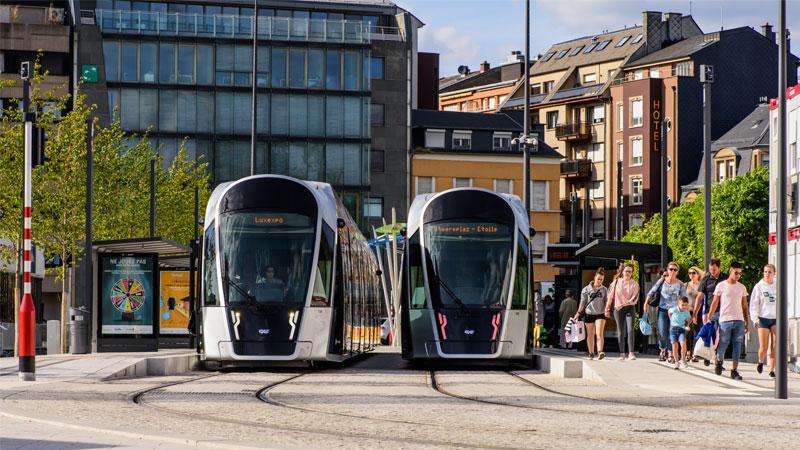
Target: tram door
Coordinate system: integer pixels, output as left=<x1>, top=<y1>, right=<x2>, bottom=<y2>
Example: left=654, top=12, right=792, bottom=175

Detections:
left=329, top=238, right=345, bottom=354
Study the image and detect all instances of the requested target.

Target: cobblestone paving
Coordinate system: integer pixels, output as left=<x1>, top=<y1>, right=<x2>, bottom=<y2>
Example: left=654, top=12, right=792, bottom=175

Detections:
left=2, top=351, right=800, bottom=449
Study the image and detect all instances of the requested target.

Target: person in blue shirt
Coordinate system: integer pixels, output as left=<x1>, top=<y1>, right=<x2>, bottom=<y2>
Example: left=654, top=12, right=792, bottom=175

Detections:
left=668, top=296, right=692, bottom=370
left=646, top=262, right=687, bottom=363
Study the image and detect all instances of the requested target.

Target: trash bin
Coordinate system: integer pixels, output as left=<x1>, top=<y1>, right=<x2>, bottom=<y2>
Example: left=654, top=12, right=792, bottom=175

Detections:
left=69, top=306, right=90, bottom=354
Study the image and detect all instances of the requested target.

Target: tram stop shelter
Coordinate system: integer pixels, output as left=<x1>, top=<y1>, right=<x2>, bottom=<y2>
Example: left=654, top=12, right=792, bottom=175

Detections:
left=575, top=239, right=672, bottom=353
left=89, top=238, right=193, bottom=353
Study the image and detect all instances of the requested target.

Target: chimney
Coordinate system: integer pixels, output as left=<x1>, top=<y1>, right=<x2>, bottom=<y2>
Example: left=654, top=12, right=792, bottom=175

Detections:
left=480, top=61, right=490, bottom=72
left=642, top=11, right=664, bottom=54
left=664, top=12, right=683, bottom=42
left=762, top=23, right=776, bottom=43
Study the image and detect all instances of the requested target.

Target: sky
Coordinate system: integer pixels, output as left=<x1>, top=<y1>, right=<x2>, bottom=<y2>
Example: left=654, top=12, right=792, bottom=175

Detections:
left=392, top=0, right=800, bottom=77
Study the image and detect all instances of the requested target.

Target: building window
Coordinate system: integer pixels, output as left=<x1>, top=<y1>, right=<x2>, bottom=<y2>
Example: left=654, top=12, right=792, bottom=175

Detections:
left=717, top=161, right=725, bottom=182
left=616, top=36, right=631, bottom=47
left=629, top=213, right=644, bottom=228
left=544, top=81, right=555, bottom=93
left=371, top=150, right=384, bottom=172
left=727, top=159, right=735, bottom=179
left=488, top=97, right=497, bottom=109
left=649, top=68, right=660, bottom=79
left=592, top=219, right=604, bottom=237
left=555, top=49, right=569, bottom=60
left=531, top=83, right=542, bottom=94
left=631, top=177, right=643, bottom=205
left=443, top=104, right=459, bottom=112
left=633, top=70, right=644, bottom=80
left=591, top=181, right=604, bottom=199
left=546, top=111, right=559, bottom=129
left=590, top=105, right=604, bottom=123
left=630, top=137, right=643, bottom=166
left=425, top=129, right=445, bottom=148
left=631, top=98, right=643, bottom=127
left=159, top=42, right=176, bottom=83
left=616, top=103, right=624, bottom=131
left=674, top=61, right=693, bottom=77
left=452, top=130, right=472, bottom=149
left=493, top=132, right=511, bottom=150
left=583, top=73, right=597, bottom=84
left=531, top=232, right=547, bottom=261
left=416, top=176, right=434, bottom=194
left=617, top=141, right=624, bottom=162
left=453, top=177, right=472, bottom=188
left=530, top=180, right=548, bottom=211
left=494, top=179, right=513, bottom=194
left=371, top=103, right=384, bottom=126
left=370, top=57, right=384, bottom=80
left=590, top=142, right=604, bottom=162
left=363, top=198, right=383, bottom=218
left=570, top=46, right=585, bottom=56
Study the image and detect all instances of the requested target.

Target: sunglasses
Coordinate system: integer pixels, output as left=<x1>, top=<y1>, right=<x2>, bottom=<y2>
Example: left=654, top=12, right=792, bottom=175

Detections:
left=668, top=268, right=678, bottom=272
left=688, top=271, right=696, bottom=275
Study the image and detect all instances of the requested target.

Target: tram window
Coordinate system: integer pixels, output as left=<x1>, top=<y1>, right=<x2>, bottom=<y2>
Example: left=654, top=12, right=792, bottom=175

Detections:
left=203, top=225, right=219, bottom=306
left=219, top=212, right=315, bottom=306
left=311, top=224, right=335, bottom=306
left=424, top=221, right=513, bottom=309
left=511, top=232, right=529, bottom=310
left=407, top=232, right=427, bottom=309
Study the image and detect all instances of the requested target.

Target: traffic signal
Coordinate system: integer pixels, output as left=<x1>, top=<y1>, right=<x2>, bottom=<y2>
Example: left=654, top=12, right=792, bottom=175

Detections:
left=700, top=64, right=714, bottom=83
left=31, top=125, right=49, bottom=168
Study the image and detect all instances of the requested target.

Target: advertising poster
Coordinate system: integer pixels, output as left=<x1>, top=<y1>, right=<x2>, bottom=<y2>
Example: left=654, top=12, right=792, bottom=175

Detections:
left=100, top=255, right=155, bottom=335
left=159, top=270, right=191, bottom=335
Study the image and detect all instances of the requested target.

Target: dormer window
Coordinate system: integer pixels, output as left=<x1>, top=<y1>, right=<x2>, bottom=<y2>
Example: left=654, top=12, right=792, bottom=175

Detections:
left=555, top=49, right=570, bottom=59
left=616, top=36, right=631, bottom=47
left=632, top=34, right=644, bottom=44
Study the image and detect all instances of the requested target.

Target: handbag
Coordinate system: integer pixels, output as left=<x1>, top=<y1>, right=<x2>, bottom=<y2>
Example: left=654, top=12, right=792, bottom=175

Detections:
left=570, top=319, right=586, bottom=343
left=639, top=313, right=652, bottom=335
left=648, top=280, right=664, bottom=309
left=693, top=338, right=713, bottom=360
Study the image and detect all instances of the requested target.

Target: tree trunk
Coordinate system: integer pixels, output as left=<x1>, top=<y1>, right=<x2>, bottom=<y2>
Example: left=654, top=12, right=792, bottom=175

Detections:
left=60, top=246, right=68, bottom=354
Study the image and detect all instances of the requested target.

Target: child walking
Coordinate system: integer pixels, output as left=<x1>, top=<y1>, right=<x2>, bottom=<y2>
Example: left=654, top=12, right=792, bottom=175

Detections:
left=668, top=296, right=692, bottom=370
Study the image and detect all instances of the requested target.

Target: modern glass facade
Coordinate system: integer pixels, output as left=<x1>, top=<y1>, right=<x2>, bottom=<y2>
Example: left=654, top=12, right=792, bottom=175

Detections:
left=96, top=0, right=374, bottom=192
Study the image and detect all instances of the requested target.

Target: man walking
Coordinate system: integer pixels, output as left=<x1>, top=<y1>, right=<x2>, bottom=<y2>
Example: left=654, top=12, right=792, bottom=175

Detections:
left=707, top=262, right=749, bottom=380
left=693, top=258, right=728, bottom=364
left=558, top=290, right=578, bottom=348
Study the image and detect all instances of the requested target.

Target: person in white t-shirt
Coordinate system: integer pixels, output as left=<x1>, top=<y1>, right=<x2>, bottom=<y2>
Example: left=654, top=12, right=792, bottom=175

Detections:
left=707, top=262, right=750, bottom=380
left=749, top=264, right=777, bottom=377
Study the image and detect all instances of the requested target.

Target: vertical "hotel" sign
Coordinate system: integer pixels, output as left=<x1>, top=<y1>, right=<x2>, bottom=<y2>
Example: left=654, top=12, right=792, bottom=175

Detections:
left=651, top=97, right=663, bottom=152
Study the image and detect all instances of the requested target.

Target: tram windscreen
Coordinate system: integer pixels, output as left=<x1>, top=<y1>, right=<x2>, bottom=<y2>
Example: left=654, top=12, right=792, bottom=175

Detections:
left=219, top=212, right=315, bottom=306
left=424, top=221, right=513, bottom=309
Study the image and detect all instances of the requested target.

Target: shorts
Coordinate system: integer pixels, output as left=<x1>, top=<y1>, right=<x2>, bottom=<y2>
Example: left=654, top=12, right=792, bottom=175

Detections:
left=583, top=313, right=606, bottom=323
left=669, top=326, right=687, bottom=344
left=758, top=317, right=777, bottom=329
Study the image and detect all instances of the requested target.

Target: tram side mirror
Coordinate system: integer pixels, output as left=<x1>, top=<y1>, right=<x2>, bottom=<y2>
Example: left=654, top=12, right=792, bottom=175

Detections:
left=529, top=227, right=537, bottom=238
left=337, top=218, right=346, bottom=229
left=400, top=227, right=407, bottom=237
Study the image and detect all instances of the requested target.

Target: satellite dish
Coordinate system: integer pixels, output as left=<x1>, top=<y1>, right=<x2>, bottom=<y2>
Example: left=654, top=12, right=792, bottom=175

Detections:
left=457, top=65, right=470, bottom=75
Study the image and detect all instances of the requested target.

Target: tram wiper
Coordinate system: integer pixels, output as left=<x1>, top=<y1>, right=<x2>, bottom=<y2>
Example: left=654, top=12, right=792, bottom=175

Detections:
left=223, top=271, right=262, bottom=310
left=435, top=277, right=470, bottom=314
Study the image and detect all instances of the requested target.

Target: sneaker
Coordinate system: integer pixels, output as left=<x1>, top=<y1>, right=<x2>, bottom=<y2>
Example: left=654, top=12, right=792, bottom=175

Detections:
left=757, top=363, right=764, bottom=374
left=704, top=359, right=711, bottom=367
left=598, top=352, right=606, bottom=360
left=731, top=369, right=742, bottom=381
left=715, top=361, right=723, bottom=376
left=674, top=362, right=680, bottom=370
left=588, top=353, right=595, bottom=360
left=628, top=353, right=637, bottom=361
left=770, top=371, right=776, bottom=378
left=680, top=361, right=689, bottom=369
left=618, top=355, right=625, bottom=361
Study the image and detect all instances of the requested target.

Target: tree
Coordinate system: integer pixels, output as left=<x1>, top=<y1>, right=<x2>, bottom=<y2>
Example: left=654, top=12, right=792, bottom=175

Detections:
left=622, top=167, right=769, bottom=287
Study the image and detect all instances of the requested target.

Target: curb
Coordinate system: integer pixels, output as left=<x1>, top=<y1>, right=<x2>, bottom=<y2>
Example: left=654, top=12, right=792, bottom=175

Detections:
left=102, top=353, right=200, bottom=381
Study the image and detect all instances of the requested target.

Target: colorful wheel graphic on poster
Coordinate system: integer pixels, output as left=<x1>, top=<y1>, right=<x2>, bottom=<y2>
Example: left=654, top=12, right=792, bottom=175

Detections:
left=110, top=278, right=146, bottom=313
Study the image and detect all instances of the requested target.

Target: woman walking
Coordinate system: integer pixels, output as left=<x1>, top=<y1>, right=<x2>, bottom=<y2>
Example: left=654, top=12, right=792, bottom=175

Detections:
left=685, top=266, right=704, bottom=362
left=646, top=262, right=686, bottom=363
left=749, top=264, right=777, bottom=377
left=574, top=268, right=608, bottom=360
left=606, top=263, right=640, bottom=360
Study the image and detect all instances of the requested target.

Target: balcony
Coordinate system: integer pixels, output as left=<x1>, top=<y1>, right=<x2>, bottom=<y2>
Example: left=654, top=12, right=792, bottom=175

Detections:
left=93, top=9, right=375, bottom=44
left=555, top=122, right=591, bottom=141
left=560, top=159, right=592, bottom=181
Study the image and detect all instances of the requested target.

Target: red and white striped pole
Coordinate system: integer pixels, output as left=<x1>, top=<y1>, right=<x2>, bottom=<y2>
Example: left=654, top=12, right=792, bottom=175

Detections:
left=19, top=63, right=36, bottom=382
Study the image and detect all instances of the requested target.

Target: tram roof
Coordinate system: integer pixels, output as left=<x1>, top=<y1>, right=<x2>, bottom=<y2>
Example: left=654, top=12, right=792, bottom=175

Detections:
left=575, top=239, right=671, bottom=263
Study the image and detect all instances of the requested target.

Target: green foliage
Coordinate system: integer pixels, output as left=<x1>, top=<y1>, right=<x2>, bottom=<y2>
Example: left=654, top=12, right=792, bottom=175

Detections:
left=622, top=167, right=769, bottom=287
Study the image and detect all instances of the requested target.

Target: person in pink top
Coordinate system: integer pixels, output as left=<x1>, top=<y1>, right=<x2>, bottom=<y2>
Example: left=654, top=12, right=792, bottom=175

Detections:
left=707, top=262, right=750, bottom=380
left=605, top=263, right=640, bottom=360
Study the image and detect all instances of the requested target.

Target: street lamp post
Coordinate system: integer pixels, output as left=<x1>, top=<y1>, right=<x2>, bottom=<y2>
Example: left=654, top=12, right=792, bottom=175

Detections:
left=250, top=0, right=258, bottom=176
left=701, top=65, right=714, bottom=269
left=523, top=0, right=531, bottom=213
left=660, top=118, right=668, bottom=270
left=19, top=61, right=36, bottom=381
left=776, top=0, right=789, bottom=400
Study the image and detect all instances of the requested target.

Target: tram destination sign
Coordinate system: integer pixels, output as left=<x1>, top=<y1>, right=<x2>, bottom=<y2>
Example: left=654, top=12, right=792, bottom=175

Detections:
left=428, top=223, right=506, bottom=236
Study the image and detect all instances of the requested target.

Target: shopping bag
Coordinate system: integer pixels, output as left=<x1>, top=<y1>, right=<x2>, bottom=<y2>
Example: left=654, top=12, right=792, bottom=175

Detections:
left=693, top=338, right=713, bottom=361
left=639, top=313, right=652, bottom=336
left=564, top=318, right=574, bottom=342
left=570, top=320, right=586, bottom=343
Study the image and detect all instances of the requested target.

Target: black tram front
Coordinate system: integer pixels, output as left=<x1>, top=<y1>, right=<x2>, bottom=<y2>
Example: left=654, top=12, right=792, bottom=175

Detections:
left=401, top=188, right=533, bottom=361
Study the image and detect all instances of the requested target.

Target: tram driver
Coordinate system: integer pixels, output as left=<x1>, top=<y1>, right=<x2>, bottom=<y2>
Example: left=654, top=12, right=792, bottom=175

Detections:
left=254, top=265, right=286, bottom=301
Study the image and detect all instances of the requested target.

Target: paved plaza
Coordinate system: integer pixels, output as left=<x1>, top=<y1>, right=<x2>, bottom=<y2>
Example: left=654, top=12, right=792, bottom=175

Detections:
left=1, top=348, right=800, bottom=449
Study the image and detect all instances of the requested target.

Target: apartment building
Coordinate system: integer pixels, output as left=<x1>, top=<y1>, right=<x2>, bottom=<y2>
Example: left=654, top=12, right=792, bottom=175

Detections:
left=502, top=11, right=702, bottom=244
left=611, top=24, right=797, bottom=235
left=438, top=51, right=526, bottom=113
left=410, top=110, right=562, bottom=283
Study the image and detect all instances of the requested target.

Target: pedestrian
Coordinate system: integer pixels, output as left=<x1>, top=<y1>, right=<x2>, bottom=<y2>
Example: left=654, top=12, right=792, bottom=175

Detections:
left=606, top=263, right=639, bottom=360
left=559, top=290, right=578, bottom=348
left=707, top=262, right=750, bottom=380
left=685, top=266, right=704, bottom=362
left=749, top=263, right=777, bottom=377
left=668, top=296, right=692, bottom=369
left=574, top=268, right=608, bottom=360
left=692, top=258, right=728, bottom=366
left=646, top=262, right=686, bottom=363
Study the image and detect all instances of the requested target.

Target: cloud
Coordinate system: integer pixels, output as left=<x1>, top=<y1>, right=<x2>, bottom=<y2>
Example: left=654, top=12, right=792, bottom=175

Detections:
left=421, top=25, right=481, bottom=71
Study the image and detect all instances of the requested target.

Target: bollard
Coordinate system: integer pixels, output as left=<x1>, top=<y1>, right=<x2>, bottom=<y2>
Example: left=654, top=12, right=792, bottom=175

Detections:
left=19, top=293, right=36, bottom=381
